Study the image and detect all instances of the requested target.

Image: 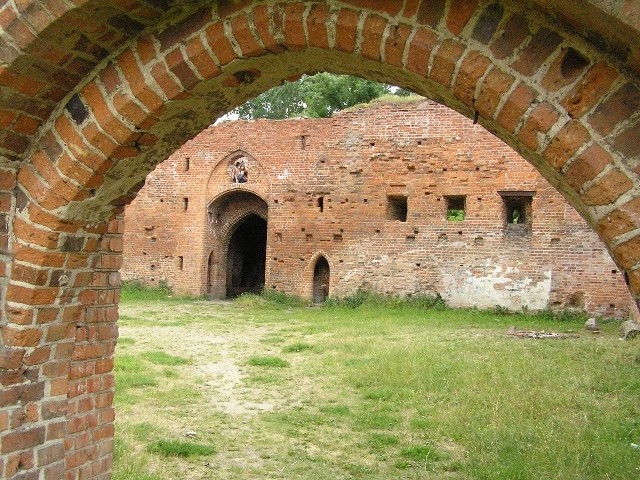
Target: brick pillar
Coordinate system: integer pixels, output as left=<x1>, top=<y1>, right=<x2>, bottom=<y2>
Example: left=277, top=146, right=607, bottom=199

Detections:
left=0, top=165, right=19, bottom=479
left=1, top=179, right=79, bottom=478
left=1, top=206, right=121, bottom=479
left=64, top=217, right=121, bottom=480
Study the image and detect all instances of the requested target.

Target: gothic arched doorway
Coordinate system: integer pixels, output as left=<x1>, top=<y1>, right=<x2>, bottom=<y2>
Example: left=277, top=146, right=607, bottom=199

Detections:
left=226, top=214, right=267, bottom=298
left=313, top=256, right=330, bottom=304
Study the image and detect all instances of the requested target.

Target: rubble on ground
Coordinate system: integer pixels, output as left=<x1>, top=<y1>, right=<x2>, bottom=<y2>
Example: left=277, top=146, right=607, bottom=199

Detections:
left=507, top=326, right=579, bottom=339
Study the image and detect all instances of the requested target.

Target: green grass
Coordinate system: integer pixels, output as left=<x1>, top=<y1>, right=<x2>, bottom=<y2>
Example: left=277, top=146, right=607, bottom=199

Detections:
left=245, top=372, right=281, bottom=385
left=319, top=404, right=350, bottom=416
left=400, top=444, right=445, bottom=462
left=113, top=295, right=640, bottom=480
left=367, top=433, right=399, bottom=450
left=113, top=350, right=191, bottom=406
left=247, top=355, right=290, bottom=368
left=236, top=290, right=307, bottom=308
left=130, top=422, right=159, bottom=442
left=114, top=354, right=158, bottom=392
left=161, top=368, right=179, bottom=378
left=120, top=279, right=203, bottom=303
left=147, top=440, right=215, bottom=457
left=282, top=342, right=314, bottom=353
left=140, top=351, right=189, bottom=366
left=113, top=438, right=164, bottom=480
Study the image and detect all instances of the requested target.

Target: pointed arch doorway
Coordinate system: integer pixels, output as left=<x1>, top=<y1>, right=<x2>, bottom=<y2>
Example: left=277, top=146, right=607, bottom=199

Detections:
left=312, top=256, right=330, bottom=304
left=226, top=214, right=267, bottom=297
left=206, top=190, right=269, bottom=299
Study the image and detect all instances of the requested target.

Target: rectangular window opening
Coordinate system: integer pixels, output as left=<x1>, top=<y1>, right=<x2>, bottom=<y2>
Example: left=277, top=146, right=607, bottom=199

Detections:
left=184, top=157, right=190, bottom=172
left=317, top=196, right=324, bottom=212
left=445, top=195, right=466, bottom=221
left=386, top=195, right=408, bottom=222
left=177, top=256, right=184, bottom=270
left=499, top=191, right=534, bottom=236
left=183, top=197, right=189, bottom=211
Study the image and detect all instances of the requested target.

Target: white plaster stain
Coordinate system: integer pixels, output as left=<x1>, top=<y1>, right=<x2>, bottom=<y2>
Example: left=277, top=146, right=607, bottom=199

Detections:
left=442, top=260, right=551, bottom=311
left=277, top=168, right=290, bottom=179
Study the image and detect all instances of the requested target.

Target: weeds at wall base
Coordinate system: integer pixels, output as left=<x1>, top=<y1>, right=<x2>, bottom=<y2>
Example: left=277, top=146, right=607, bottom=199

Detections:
left=121, top=282, right=608, bottom=325
left=121, top=279, right=205, bottom=302
left=324, top=290, right=447, bottom=309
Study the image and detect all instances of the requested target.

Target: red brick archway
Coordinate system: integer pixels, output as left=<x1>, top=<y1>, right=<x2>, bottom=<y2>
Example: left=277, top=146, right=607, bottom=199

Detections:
left=1, top=1, right=639, bottom=478
left=207, top=190, right=269, bottom=299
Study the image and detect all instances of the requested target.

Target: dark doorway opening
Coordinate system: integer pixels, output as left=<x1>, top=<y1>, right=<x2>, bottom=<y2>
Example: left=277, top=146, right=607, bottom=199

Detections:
left=313, top=256, right=330, bottom=304
left=226, top=214, right=267, bottom=298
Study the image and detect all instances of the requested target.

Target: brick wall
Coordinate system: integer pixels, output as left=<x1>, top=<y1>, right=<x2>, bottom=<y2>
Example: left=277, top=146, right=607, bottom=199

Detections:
left=3, top=1, right=640, bottom=477
left=122, top=99, right=632, bottom=317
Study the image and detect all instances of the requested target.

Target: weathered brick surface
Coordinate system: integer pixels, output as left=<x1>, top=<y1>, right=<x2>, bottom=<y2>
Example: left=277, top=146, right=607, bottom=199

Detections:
left=1, top=1, right=640, bottom=478
left=122, top=100, right=632, bottom=318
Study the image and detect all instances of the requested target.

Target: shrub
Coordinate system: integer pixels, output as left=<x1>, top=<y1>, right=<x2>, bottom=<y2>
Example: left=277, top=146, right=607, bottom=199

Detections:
left=537, top=307, right=589, bottom=323
left=492, top=304, right=512, bottom=316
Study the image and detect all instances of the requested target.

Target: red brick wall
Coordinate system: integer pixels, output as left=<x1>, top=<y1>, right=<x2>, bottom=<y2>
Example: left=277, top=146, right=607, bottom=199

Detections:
left=2, top=1, right=640, bottom=478
left=122, top=100, right=632, bottom=317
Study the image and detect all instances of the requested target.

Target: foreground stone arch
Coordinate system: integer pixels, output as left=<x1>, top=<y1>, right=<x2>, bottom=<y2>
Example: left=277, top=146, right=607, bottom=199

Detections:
left=1, top=1, right=640, bottom=478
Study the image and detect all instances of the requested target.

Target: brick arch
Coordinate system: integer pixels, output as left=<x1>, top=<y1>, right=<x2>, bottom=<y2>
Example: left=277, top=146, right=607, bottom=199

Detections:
left=206, top=183, right=269, bottom=216
left=206, top=189, right=269, bottom=245
left=2, top=1, right=640, bottom=478
left=205, top=149, right=265, bottom=191
left=217, top=205, right=269, bottom=246
left=205, top=190, right=268, bottom=298
left=12, top=1, right=640, bottom=278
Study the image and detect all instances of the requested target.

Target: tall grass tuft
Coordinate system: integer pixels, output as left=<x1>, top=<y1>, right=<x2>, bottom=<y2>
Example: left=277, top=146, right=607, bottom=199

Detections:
left=140, top=351, right=189, bottom=366
left=147, top=440, right=215, bottom=457
left=234, top=290, right=307, bottom=308
left=247, top=355, right=290, bottom=368
left=120, top=279, right=202, bottom=302
left=325, top=290, right=446, bottom=309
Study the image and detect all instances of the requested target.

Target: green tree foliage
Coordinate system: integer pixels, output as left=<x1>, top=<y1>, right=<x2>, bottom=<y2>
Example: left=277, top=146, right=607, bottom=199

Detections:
left=233, top=73, right=412, bottom=120
left=234, top=80, right=305, bottom=120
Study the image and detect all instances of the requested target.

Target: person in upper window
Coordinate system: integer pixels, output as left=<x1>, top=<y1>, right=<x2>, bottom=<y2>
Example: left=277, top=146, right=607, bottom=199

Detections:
left=231, top=159, right=248, bottom=183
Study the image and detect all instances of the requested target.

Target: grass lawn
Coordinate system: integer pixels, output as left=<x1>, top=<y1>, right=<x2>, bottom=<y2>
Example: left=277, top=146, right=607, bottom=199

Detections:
left=113, top=290, right=640, bottom=479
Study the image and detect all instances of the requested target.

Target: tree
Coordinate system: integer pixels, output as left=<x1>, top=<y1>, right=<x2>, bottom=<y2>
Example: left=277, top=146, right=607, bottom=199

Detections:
left=232, top=73, right=412, bottom=120
left=233, top=79, right=305, bottom=120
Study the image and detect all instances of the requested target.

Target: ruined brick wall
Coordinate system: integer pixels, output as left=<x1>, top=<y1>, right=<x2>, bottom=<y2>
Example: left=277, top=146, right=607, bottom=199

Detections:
left=3, top=1, right=640, bottom=477
left=122, top=100, right=632, bottom=317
